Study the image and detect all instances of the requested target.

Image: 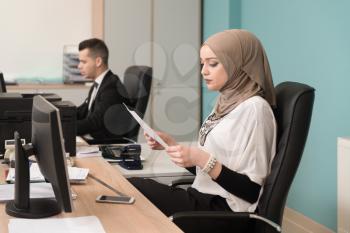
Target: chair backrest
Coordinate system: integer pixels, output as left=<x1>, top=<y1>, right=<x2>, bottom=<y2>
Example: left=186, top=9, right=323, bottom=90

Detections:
left=0, top=73, right=7, bottom=93
left=123, top=66, right=152, bottom=140
left=256, top=82, right=315, bottom=233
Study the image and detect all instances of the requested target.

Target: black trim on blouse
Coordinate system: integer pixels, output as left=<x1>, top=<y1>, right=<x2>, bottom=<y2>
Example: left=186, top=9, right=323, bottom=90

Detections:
left=186, top=166, right=196, bottom=175
left=214, top=165, right=261, bottom=204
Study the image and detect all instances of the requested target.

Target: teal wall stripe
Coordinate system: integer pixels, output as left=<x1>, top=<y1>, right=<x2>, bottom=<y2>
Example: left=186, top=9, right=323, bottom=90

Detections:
left=202, top=0, right=241, bottom=121
left=229, top=0, right=241, bottom=29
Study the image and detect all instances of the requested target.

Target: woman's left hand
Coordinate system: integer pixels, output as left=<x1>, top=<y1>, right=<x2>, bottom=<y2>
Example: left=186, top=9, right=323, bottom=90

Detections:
left=166, top=145, right=210, bottom=168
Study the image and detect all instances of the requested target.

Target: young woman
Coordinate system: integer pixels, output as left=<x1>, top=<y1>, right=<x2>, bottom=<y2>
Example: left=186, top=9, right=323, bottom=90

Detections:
left=129, top=29, right=277, bottom=232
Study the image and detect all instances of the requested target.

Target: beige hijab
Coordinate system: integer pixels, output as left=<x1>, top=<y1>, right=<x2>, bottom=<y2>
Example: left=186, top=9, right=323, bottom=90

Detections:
left=204, top=29, right=276, bottom=119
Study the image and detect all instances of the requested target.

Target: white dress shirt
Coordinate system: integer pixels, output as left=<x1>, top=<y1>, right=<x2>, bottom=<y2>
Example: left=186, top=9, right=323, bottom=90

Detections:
left=88, top=69, right=109, bottom=110
left=192, top=96, right=277, bottom=212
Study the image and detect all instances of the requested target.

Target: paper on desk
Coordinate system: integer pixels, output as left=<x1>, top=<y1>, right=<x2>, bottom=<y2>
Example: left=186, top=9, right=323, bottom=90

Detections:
left=123, top=103, right=168, bottom=149
left=76, top=151, right=102, bottom=158
left=67, top=166, right=90, bottom=183
left=8, top=216, right=106, bottom=233
left=77, top=146, right=99, bottom=154
left=6, top=163, right=45, bottom=182
left=76, top=146, right=102, bottom=158
left=6, top=163, right=89, bottom=183
left=0, top=182, right=54, bottom=202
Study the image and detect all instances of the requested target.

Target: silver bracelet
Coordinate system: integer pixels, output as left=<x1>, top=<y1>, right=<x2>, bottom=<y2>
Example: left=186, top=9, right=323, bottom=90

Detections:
left=201, top=155, right=217, bottom=173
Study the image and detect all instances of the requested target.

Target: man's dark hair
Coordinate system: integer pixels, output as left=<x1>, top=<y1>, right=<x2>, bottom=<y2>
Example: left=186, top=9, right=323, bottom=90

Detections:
left=79, top=38, right=109, bottom=66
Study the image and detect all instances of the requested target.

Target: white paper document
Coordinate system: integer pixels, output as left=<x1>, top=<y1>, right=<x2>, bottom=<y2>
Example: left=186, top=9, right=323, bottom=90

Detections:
left=8, top=216, right=106, bottom=233
left=0, top=182, right=54, bottom=202
left=124, top=103, right=168, bottom=149
left=67, top=166, right=90, bottom=183
left=76, top=146, right=102, bottom=158
left=6, top=163, right=89, bottom=183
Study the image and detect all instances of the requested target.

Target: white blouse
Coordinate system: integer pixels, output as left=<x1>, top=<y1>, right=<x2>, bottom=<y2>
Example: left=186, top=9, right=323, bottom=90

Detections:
left=192, top=96, right=277, bottom=212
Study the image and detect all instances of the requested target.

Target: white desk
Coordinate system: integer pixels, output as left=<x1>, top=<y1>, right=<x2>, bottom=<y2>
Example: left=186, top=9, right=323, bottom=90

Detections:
left=76, top=139, right=195, bottom=185
left=114, top=142, right=195, bottom=184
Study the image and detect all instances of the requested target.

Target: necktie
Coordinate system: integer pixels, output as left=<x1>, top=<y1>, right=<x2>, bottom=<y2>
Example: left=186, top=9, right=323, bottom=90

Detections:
left=88, top=82, right=99, bottom=110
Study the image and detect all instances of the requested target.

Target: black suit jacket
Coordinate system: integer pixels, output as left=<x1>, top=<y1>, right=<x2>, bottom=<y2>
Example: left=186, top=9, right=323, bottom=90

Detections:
left=77, top=70, right=131, bottom=139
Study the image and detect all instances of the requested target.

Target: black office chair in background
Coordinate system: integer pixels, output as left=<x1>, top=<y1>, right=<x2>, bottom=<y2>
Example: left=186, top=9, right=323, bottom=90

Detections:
left=123, top=65, right=152, bottom=141
left=0, top=73, right=7, bottom=93
left=170, top=81, right=315, bottom=233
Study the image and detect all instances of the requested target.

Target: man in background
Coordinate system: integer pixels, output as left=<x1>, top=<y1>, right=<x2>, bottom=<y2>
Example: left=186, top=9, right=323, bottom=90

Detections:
left=77, top=38, right=130, bottom=140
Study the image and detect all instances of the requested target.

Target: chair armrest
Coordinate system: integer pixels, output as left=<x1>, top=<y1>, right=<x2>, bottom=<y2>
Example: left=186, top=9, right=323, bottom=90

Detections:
left=171, top=211, right=249, bottom=220
left=170, top=211, right=281, bottom=232
left=170, top=177, right=195, bottom=187
left=249, top=213, right=282, bottom=232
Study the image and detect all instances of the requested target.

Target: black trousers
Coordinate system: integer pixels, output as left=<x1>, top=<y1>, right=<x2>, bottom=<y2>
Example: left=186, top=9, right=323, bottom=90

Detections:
left=128, top=177, right=249, bottom=233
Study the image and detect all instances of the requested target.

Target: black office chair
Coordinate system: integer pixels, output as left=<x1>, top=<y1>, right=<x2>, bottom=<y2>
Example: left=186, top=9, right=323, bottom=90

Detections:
left=170, top=81, right=315, bottom=233
left=123, top=65, right=152, bottom=141
left=0, top=73, right=7, bottom=93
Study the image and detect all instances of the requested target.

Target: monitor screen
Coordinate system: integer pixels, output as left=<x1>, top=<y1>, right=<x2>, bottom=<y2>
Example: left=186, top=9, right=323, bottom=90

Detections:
left=0, top=72, right=6, bottom=93
left=6, top=95, right=73, bottom=218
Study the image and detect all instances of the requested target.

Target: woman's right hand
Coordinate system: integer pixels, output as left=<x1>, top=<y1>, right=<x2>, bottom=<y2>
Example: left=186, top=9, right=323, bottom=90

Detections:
left=143, top=131, right=177, bottom=150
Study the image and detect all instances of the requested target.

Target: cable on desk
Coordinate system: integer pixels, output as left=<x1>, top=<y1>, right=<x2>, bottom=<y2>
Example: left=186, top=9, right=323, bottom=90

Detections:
left=88, top=173, right=127, bottom=197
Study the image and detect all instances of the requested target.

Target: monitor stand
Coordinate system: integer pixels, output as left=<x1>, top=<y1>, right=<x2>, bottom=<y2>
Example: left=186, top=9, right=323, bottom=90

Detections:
left=5, top=132, right=61, bottom=218
left=6, top=199, right=60, bottom=219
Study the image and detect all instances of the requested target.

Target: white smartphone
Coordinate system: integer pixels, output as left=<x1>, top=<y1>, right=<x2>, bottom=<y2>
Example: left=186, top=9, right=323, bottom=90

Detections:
left=96, top=195, right=135, bottom=204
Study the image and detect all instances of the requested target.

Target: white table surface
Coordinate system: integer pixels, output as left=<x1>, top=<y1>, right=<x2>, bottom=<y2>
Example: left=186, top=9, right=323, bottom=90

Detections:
left=115, top=142, right=196, bottom=179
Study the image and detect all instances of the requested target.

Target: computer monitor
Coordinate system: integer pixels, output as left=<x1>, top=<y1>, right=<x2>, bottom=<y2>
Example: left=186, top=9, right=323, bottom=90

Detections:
left=0, top=73, right=6, bottom=93
left=5, top=95, right=73, bottom=218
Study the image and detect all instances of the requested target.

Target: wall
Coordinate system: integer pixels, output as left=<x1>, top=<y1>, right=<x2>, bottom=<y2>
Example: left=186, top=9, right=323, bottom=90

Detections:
left=202, top=0, right=230, bottom=120
left=104, top=0, right=152, bottom=80
left=203, top=0, right=350, bottom=231
left=104, top=0, right=202, bottom=142
left=202, top=0, right=241, bottom=121
left=0, top=0, right=91, bottom=83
